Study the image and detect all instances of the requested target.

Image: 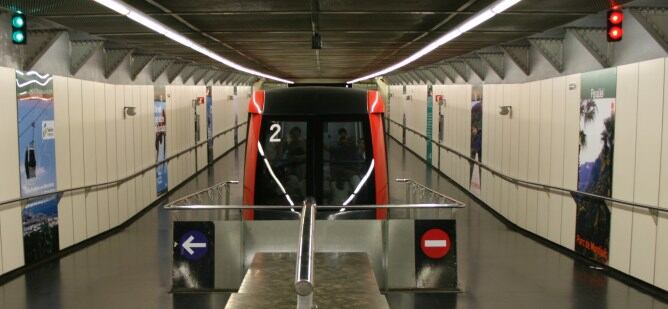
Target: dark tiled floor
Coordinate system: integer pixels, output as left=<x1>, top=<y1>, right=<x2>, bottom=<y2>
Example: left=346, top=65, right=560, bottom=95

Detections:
left=0, top=140, right=666, bottom=309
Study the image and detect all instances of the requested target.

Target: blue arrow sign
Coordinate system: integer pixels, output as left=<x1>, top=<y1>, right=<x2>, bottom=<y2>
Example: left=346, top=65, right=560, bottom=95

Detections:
left=178, top=230, right=208, bottom=261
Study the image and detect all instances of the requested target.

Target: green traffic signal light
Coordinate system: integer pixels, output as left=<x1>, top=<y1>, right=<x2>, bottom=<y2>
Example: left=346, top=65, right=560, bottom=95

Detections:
left=12, top=31, right=25, bottom=44
left=11, top=16, right=24, bottom=28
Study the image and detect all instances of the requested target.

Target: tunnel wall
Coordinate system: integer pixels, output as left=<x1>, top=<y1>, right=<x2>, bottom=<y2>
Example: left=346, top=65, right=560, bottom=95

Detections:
left=0, top=65, right=249, bottom=275
left=387, top=56, right=668, bottom=291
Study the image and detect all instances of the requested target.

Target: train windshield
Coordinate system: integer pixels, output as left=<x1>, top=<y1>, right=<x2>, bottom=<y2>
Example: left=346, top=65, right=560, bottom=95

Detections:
left=322, top=121, right=373, bottom=205
left=254, top=117, right=375, bottom=206
left=255, top=121, right=308, bottom=206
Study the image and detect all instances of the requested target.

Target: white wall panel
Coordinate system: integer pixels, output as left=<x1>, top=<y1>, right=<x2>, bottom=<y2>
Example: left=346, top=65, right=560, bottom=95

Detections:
left=610, top=64, right=639, bottom=271
left=94, top=82, right=109, bottom=232
left=548, top=77, right=566, bottom=244
left=655, top=58, right=668, bottom=290
left=133, top=86, right=144, bottom=216
left=105, top=84, right=119, bottom=228
left=0, top=205, right=23, bottom=272
left=508, top=84, right=521, bottom=224
left=561, top=74, right=580, bottom=250
left=0, top=68, right=19, bottom=202
left=481, top=84, right=493, bottom=205
left=81, top=81, right=98, bottom=237
left=537, top=79, right=553, bottom=238
left=116, top=85, right=128, bottom=223
left=54, top=76, right=74, bottom=249
left=630, top=58, right=664, bottom=283
left=654, top=56, right=668, bottom=290
left=501, top=85, right=513, bottom=218
left=517, top=83, right=531, bottom=229
left=124, top=86, right=136, bottom=216
left=67, top=78, right=86, bottom=243
left=526, top=81, right=541, bottom=233
left=493, top=85, right=503, bottom=213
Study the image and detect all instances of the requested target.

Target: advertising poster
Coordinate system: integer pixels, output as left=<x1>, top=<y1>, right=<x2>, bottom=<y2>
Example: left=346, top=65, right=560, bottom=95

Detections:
left=415, top=220, right=457, bottom=289
left=469, top=85, right=483, bottom=196
left=574, top=68, right=616, bottom=263
left=173, top=221, right=215, bottom=289
left=426, top=85, right=433, bottom=164
left=206, top=86, right=213, bottom=163
left=16, top=70, right=60, bottom=263
left=155, top=86, right=168, bottom=195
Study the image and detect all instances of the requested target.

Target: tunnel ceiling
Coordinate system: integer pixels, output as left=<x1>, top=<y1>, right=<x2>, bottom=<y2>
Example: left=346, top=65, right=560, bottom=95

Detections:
left=2, top=0, right=630, bottom=82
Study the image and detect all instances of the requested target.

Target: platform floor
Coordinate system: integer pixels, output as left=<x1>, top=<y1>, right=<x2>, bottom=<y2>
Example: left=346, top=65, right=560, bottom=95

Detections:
left=0, top=139, right=666, bottom=308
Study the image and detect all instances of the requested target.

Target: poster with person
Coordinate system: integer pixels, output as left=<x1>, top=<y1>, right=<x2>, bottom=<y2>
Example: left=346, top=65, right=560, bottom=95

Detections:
left=426, top=85, right=433, bottom=164
left=155, top=86, right=168, bottom=195
left=16, top=69, right=59, bottom=263
left=574, top=68, right=616, bottom=263
left=206, top=86, right=213, bottom=163
left=470, top=85, right=483, bottom=196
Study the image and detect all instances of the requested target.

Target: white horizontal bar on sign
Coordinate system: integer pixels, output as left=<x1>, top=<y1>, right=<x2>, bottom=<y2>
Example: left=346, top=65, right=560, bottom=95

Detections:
left=424, top=240, right=447, bottom=248
left=92, top=0, right=293, bottom=84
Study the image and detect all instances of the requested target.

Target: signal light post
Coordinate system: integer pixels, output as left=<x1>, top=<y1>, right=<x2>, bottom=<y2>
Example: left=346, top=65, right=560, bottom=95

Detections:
left=11, top=12, right=27, bottom=45
left=607, top=8, right=623, bottom=42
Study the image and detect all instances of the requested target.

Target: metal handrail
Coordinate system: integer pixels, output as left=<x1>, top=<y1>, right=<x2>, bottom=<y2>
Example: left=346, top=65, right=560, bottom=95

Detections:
left=164, top=202, right=465, bottom=300
left=0, top=122, right=247, bottom=209
left=395, top=178, right=467, bottom=207
left=388, top=118, right=667, bottom=213
left=295, top=198, right=316, bottom=301
left=163, top=204, right=466, bottom=211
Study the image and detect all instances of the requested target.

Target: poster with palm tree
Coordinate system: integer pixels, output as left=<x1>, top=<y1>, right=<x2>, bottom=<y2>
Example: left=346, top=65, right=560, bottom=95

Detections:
left=574, top=68, right=616, bottom=263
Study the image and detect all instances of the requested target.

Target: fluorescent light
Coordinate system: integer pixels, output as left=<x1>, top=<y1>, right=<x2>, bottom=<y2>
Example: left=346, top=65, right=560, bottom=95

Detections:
left=127, top=11, right=168, bottom=35
left=93, top=0, right=293, bottom=84
left=458, top=9, right=494, bottom=33
left=492, top=0, right=522, bottom=13
left=95, top=0, right=130, bottom=15
left=347, top=0, right=522, bottom=84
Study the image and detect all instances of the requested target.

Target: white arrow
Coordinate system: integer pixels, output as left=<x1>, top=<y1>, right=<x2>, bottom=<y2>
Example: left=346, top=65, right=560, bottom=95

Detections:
left=182, top=235, right=207, bottom=255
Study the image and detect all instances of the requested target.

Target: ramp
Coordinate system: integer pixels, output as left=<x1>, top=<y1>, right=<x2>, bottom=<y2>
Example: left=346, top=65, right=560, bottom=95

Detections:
left=226, top=252, right=389, bottom=309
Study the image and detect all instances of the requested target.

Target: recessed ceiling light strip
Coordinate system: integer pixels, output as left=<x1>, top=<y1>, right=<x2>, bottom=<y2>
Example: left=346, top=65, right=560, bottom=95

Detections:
left=93, top=0, right=294, bottom=84
left=347, top=0, right=522, bottom=84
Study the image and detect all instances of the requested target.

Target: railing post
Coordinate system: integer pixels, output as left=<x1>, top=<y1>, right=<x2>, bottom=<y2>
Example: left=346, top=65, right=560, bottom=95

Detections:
left=295, top=198, right=316, bottom=309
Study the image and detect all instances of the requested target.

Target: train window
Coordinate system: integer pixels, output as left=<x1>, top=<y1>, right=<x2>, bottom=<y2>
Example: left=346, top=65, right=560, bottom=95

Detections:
left=322, top=121, right=374, bottom=205
left=255, top=121, right=307, bottom=206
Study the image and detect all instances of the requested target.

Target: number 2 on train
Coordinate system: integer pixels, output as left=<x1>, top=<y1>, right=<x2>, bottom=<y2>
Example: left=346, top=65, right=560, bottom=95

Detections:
left=269, top=123, right=281, bottom=142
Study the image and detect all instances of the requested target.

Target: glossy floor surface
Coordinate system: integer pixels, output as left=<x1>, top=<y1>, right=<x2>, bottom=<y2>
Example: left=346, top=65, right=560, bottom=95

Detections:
left=0, top=139, right=666, bottom=308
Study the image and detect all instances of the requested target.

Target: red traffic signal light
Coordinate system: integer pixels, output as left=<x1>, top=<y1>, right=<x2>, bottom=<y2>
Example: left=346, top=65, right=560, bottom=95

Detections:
left=608, top=26, right=623, bottom=41
left=608, top=11, right=623, bottom=25
left=607, top=9, right=623, bottom=42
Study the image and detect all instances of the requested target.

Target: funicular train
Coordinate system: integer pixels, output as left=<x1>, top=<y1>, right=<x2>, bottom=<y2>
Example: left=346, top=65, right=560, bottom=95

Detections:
left=242, top=87, right=388, bottom=219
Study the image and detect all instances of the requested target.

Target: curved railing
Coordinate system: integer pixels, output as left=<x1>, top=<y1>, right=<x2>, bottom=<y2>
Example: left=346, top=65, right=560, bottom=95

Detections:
left=0, top=122, right=247, bottom=210
left=388, top=118, right=667, bottom=213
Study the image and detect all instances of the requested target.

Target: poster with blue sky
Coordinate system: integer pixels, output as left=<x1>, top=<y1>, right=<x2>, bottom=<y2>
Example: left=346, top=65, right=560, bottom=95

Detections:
left=155, top=86, right=168, bottom=195
left=574, top=68, right=616, bottom=263
left=16, top=69, right=60, bottom=264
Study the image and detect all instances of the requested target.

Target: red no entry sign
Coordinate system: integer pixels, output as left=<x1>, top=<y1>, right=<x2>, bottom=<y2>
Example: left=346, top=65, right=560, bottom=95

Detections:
left=420, top=228, right=451, bottom=259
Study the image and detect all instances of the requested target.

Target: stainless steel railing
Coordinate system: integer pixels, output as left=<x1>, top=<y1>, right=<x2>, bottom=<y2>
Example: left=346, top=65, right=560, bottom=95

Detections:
left=0, top=122, right=247, bottom=210
left=295, top=198, right=316, bottom=309
left=388, top=118, right=668, bottom=214
left=164, top=202, right=465, bottom=303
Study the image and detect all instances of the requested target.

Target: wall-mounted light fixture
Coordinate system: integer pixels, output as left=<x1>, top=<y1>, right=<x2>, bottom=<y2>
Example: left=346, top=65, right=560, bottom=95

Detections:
left=123, top=106, right=136, bottom=119
left=499, top=105, right=512, bottom=117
